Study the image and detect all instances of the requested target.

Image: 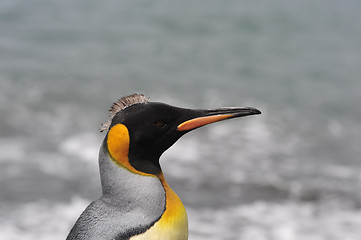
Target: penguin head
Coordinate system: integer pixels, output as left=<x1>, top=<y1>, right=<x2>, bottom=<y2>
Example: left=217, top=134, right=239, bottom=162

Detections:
left=103, top=94, right=261, bottom=176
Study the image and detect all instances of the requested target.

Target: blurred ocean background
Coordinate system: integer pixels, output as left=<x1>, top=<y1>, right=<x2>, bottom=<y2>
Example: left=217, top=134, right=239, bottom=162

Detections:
left=1, top=0, right=361, bottom=239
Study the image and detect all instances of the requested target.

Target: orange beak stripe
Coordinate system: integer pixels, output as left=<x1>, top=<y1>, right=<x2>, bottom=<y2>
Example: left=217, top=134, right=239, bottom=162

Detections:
left=177, top=114, right=234, bottom=131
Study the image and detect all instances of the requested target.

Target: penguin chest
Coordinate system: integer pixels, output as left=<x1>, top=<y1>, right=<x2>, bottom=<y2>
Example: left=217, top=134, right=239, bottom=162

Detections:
left=130, top=183, right=188, bottom=240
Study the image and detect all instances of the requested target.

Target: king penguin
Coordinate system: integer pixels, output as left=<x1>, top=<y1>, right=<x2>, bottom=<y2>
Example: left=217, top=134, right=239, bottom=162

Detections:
left=66, top=93, right=261, bottom=240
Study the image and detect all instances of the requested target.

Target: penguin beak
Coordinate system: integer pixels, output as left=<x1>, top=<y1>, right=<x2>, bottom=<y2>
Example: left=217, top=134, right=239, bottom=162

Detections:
left=177, top=107, right=261, bottom=132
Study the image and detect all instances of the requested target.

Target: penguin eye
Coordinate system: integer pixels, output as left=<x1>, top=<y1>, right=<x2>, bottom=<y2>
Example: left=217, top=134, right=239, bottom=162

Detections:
left=153, top=121, right=167, bottom=129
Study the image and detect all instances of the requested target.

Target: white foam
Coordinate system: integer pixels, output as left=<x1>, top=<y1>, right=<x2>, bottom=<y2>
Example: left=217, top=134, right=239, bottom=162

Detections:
left=0, top=138, right=26, bottom=162
left=188, top=201, right=361, bottom=240
left=322, top=165, right=356, bottom=179
left=0, top=198, right=88, bottom=240
left=59, top=133, right=100, bottom=164
left=327, top=120, right=344, bottom=138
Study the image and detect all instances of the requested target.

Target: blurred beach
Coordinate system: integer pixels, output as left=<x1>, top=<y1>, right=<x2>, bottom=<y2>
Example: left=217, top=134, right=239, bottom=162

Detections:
left=1, top=0, right=361, bottom=239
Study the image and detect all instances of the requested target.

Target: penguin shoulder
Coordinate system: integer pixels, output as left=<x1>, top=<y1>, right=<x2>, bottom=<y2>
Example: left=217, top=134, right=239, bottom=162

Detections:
left=66, top=198, right=163, bottom=240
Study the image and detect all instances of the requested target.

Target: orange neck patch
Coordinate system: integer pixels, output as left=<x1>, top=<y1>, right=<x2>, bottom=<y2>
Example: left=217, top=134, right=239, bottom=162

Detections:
left=107, top=124, right=154, bottom=177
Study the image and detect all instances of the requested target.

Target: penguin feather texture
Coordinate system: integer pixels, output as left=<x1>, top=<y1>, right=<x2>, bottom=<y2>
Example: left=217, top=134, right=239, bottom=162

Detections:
left=100, top=93, right=149, bottom=132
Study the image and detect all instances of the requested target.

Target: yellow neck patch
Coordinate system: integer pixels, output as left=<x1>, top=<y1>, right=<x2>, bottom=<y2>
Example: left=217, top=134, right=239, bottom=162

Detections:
left=107, top=124, right=154, bottom=177
left=156, top=173, right=188, bottom=239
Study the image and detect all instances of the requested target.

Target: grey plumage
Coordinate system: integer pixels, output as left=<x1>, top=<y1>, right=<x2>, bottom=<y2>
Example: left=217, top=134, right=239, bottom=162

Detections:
left=66, top=142, right=166, bottom=240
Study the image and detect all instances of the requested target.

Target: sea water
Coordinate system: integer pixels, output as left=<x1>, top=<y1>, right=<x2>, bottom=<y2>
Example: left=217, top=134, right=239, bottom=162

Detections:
left=1, top=0, right=361, bottom=239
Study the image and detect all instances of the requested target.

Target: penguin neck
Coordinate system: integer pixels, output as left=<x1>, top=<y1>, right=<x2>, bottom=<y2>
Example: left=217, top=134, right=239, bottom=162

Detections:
left=98, top=144, right=188, bottom=238
left=98, top=144, right=166, bottom=207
